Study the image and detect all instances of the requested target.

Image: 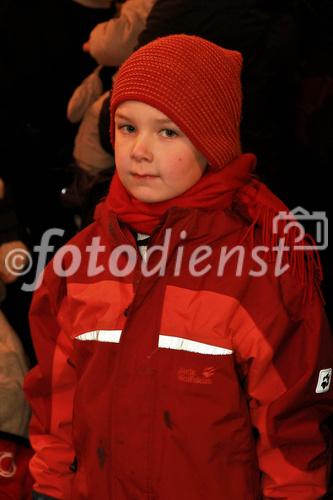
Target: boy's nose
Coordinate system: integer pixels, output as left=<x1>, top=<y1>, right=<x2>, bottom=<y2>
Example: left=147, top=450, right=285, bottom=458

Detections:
left=130, top=136, right=153, bottom=162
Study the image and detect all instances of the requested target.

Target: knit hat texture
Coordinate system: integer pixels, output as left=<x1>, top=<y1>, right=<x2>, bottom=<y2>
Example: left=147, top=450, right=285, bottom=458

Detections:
left=110, top=34, right=243, bottom=169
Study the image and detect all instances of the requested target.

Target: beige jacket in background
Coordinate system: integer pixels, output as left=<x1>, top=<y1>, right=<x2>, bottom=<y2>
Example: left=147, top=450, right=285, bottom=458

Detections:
left=88, top=0, right=156, bottom=66
left=72, top=0, right=112, bottom=8
left=0, top=310, right=30, bottom=437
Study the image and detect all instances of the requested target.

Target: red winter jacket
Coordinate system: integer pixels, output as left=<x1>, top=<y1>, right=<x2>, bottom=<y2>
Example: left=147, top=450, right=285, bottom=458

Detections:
left=24, top=204, right=333, bottom=499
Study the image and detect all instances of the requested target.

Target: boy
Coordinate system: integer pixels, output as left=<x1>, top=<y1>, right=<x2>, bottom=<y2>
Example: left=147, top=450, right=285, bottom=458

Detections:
left=25, top=35, right=333, bottom=499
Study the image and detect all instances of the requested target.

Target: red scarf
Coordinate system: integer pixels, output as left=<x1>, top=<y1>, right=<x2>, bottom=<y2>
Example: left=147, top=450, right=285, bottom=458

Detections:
left=107, top=154, right=258, bottom=234
left=105, top=153, right=322, bottom=301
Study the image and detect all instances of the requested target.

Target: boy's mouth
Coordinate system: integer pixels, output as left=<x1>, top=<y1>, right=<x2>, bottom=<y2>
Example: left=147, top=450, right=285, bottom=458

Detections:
left=131, top=173, right=158, bottom=180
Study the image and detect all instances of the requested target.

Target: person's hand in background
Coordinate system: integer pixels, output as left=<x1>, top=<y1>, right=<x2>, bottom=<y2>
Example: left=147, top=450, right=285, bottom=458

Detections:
left=0, top=241, right=29, bottom=284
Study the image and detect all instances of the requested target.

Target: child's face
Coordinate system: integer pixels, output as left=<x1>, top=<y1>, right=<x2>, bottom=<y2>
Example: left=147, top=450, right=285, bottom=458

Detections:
left=114, top=101, right=207, bottom=203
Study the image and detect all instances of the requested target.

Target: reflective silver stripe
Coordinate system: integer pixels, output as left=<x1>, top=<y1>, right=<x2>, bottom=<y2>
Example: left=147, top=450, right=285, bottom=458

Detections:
left=158, top=335, right=233, bottom=355
left=75, top=330, right=122, bottom=343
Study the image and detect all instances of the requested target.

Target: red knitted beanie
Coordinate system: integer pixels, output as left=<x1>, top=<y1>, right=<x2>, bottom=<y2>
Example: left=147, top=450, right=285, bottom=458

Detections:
left=110, top=34, right=243, bottom=170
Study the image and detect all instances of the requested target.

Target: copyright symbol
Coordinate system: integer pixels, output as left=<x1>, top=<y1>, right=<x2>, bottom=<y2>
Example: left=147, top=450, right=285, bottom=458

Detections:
left=4, top=248, right=32, bottom=276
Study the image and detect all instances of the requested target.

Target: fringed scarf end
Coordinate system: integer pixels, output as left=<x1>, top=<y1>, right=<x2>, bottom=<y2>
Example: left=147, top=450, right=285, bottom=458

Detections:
left=234, top=180, right=324, bottom=304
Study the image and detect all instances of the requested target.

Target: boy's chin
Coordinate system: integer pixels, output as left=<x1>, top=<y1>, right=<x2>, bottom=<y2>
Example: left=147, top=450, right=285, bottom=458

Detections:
left=133, top=195, right=171, bottom=204
left=129, top=189, right=174, bottom=204
left=125, top=185, right=168, bottom=203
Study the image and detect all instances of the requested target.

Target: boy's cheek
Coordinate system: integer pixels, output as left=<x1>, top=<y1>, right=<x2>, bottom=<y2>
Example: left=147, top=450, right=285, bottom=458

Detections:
left=114, top=136, right=128, bottom=158
left=114, top=151, right=129, bottom=171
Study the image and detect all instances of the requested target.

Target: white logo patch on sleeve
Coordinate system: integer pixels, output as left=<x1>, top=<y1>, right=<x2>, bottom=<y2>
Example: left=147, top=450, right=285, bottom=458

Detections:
left=316, top=368, right=332, bottom=393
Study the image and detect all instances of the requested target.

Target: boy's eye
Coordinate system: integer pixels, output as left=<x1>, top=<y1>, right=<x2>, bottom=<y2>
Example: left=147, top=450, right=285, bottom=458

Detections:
left=160, top=128, right=178, bottom=138
left=117, top=124, right=136, bottom=133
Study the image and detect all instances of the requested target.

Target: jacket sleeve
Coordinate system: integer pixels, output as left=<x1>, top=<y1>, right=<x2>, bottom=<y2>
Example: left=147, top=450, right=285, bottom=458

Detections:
left=232, top=273, right=333, bottom=499
left=24, top=269, right=76, bottom=500
left=0, top=310, right=30, bottom=437
left=88, top=0, right=155, bottom=66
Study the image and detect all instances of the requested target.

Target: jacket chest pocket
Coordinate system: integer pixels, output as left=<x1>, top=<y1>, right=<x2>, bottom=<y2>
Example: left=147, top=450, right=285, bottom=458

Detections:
left=156, top=336, right=236, bottom=401
left=156, top=285, right=242, bottom=401
left=66, top=279, right=134, bottom=339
